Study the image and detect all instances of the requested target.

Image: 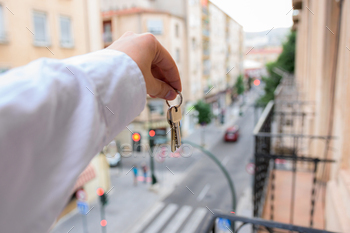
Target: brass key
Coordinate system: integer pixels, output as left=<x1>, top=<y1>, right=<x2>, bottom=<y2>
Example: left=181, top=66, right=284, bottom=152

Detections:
left=166, top=90, right=183, bottom=152
left=167, top=106, right=182, bottom=152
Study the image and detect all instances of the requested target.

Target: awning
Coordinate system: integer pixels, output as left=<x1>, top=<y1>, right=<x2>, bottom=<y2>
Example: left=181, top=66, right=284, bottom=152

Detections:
left=72, top=163, right=96, bottom=192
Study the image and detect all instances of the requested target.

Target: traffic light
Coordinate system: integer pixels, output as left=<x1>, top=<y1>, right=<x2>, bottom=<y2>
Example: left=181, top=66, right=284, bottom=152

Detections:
left=97, top=188, right=108, bottom=206
left=100, top=219, right=107, bottom=227
left=149, top=129, right=156, bottom=148
left=132, top=132, right=141, bottom=152
left=254, top=79, right=260, bottom=86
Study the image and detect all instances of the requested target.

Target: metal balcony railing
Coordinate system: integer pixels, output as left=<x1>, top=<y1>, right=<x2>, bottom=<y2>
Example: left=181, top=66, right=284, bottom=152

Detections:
left=201, top=212, right=336, bottom=233
left=252, top=74, right=336, bottom=232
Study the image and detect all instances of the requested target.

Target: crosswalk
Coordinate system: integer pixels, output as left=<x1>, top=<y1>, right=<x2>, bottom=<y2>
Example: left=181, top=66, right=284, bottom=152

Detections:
left=129, top=202, right=208, bottom=233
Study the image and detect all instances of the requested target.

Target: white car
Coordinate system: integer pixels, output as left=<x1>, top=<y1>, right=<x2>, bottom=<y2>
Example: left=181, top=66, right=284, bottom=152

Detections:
left=106, top=152, right=121, bottom=167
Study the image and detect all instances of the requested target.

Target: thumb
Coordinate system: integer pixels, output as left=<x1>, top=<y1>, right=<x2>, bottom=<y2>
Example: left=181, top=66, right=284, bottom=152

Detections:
left=151, top=79, right=178, bottom=100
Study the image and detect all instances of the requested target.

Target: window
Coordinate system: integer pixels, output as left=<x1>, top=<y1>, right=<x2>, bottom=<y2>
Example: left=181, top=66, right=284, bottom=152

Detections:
left=192, top=38, right=196, bottom=50
left=33, top=11, right=49, bottom=46
left=176, top=48, right=180, bottom=63
left=0, top=4, right=6, bottom=42
left=60, top=16, right=73, bottom=48
left=175, top=24, right=179, bottom=37
left=103, top=20, right=112, bottom=43
left=147, top=19, right=163, bottom=35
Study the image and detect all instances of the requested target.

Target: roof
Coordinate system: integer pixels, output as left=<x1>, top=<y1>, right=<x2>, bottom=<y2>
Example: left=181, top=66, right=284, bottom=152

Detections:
left=102, top=7, right=171, bottom=18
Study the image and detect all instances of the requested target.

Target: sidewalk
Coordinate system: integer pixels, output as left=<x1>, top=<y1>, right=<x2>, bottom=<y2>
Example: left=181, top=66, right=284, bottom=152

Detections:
left=50, top=90, right=259, bottom=233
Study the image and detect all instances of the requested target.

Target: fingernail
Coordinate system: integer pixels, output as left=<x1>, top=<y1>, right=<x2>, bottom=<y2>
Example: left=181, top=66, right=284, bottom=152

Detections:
left=165, top=89, right=176, bottom=100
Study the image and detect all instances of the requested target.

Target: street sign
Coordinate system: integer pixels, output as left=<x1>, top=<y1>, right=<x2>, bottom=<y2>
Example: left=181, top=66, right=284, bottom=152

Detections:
left=217, top=218, right=231, bottom=231
left=246, top=163, right=255, bottom=175
left=77, top=201, right=89, bottom=215
left=76, top=189, right=87, bottom=201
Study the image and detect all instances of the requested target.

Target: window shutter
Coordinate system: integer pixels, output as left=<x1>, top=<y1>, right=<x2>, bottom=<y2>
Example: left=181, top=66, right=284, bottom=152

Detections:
left=60, top=16, right=72, bottom=46
left=33, top=12, right=47, bottom=44
left=0, top=5, right=5, bottom=40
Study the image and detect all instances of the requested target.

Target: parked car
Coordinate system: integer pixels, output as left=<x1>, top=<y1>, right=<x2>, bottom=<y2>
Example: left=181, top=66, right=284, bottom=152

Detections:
left=106, top=152, right=121, bottom=167
left=224, top=126, right=240, bottom=142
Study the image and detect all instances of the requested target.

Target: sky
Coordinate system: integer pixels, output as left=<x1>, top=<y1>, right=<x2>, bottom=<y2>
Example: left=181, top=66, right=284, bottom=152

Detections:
left=210, top=0, right=294, bottom=32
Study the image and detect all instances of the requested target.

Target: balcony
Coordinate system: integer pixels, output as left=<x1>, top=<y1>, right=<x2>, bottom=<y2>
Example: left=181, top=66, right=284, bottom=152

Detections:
left=252, top=73, right=336, bottom=232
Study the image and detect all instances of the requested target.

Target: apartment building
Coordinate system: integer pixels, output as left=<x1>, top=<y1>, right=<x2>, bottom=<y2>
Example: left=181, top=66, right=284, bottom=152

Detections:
left=0, top=0, right=102, bottom=70
left=0, top=0, right=109, bottom=221
left=292, top=0, right=350, bottom=231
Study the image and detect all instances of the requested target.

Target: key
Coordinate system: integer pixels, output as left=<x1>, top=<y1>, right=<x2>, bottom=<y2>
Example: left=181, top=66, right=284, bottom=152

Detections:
left=167, top=106, right=182, bottom=152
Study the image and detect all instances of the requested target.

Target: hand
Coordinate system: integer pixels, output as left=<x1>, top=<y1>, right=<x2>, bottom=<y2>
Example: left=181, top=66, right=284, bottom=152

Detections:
left=107, top=32, right=181, bottom=100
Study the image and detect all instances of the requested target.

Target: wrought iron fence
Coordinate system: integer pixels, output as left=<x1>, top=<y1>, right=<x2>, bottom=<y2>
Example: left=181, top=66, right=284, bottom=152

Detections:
left=201, top=212, right=336, bottom=233
left=253, top=100, right=335, bottom=231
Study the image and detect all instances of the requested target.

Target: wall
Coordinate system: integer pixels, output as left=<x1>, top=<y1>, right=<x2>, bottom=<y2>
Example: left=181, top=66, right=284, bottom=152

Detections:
left=293, top=0, right=350, bottom=231
left=0, top=0, right=101, bottom=70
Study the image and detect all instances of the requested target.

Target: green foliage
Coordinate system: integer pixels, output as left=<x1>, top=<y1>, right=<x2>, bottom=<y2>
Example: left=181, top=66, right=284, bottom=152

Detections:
left=194, top=100, right=212, bottom=126
left=234, top=75, right=245, bottom=95
left=257, top=30, right=296, bottom=106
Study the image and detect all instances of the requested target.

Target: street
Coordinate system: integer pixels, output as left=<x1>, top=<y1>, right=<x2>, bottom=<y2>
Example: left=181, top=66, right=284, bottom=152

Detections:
left=51, top=91, right=258, bottom=233
left=127, top=103, right=255, bottom=233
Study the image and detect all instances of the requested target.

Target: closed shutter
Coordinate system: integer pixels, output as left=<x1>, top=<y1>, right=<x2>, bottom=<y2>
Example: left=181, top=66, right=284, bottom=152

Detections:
left=60, top=16, right=72, bottom=47
left=0, top=5, right=5, bottom=41
left=33, top=11, right=48, bottom=45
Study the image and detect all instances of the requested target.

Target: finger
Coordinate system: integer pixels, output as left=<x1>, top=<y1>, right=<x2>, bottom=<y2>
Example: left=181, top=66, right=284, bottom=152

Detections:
left=150, top=78, right=177, bottom=100
left=153, top=41, right=182, bottom=92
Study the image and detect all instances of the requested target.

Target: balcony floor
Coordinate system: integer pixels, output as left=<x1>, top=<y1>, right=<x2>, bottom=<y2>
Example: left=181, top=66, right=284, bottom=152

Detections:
left=262, top=170, right=325, bottom=230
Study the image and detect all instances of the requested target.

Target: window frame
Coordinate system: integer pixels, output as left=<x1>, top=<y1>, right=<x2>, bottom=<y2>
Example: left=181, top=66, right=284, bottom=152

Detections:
left=147, top=19, right=163, bottom=35
left=59, top=15, right=74, bottom=48
left=0, top=4, right=7, bottom=43
left=32, top=10, right=50, bottom=47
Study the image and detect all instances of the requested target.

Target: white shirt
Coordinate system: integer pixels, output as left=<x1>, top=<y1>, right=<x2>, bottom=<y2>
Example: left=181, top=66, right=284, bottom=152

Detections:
left=0, top=49, right=147, bottom=233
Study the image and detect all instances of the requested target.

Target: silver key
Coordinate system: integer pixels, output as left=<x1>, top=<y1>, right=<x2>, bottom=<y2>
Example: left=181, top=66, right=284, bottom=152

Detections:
left=167, top=106, right=182, bottom=152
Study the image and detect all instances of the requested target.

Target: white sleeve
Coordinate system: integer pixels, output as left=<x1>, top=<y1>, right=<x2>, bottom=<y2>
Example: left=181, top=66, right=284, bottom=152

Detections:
left=0, top=49, right=147, bottom=233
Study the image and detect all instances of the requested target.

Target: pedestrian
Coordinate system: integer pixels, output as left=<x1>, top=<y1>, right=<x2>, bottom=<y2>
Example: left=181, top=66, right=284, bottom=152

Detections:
left=132, top=165, right=138, bottom=186
left=141, top=162, right=148, bottom=183
left=0, top=32, right=181, bottom=233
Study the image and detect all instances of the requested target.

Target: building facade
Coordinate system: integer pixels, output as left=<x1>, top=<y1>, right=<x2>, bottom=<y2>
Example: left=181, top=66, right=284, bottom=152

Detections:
left=0, top=0, right=102, bottom=71
left=292, top=0, right=350, bottom=231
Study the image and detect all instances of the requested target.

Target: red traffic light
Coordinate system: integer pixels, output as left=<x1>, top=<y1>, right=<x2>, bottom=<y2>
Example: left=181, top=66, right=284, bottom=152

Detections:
left=96, top=187, right=104, bottom=196
left=132, top=133, right=141, bottom=142
left=149, top=130, right=155, bottom=137
left=100, top=219, right=107, bottom=227
left=254, top=79, right=260, bottom=86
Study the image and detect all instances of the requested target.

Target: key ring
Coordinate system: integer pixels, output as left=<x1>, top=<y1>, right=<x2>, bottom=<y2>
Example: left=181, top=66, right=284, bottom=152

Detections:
left=166, top=90, right=183, bottom=108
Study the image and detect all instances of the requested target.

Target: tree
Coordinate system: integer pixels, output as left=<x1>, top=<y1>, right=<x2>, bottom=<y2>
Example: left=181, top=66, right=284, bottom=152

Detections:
left=234, top=75, right=245, bottom=95
left=257, top=30, right=296, bottom=105
left=194, top=100, right=212, bottom=126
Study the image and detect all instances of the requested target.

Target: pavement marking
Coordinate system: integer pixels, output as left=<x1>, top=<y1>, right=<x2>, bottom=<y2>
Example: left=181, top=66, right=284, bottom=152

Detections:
left=222, top=156, right=230, bottom=166
left=130, top=202, right=165, bottom=233
left=144, top=203, right=178, bottom=233
left=197, top=184, right=210, bottom=202
left=162, top=205, right=192, bottom=233
left=180, top=207, right=207, bottom=233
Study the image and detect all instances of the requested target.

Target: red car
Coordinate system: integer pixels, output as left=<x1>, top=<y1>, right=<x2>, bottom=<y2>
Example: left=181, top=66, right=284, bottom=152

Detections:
left=224, top=126, right=240, bottom=142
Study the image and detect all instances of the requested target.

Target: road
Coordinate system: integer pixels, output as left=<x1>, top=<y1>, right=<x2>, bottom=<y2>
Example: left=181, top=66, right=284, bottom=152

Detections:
left=128, top=103, right=256, bottom=233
